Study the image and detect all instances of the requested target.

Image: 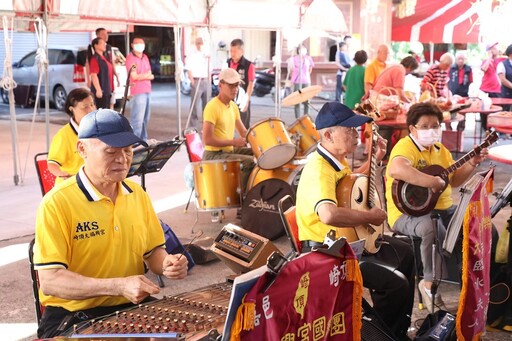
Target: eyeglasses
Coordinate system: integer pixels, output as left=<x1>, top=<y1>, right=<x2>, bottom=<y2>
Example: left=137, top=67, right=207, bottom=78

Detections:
left=414, top=124, right=441, bottom=130
left=343, top=127, right=360, bottom=133
left=220, top=81, right=239, bottom=89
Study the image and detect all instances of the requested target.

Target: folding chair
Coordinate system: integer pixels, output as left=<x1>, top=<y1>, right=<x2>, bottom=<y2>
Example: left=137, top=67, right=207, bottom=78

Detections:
left=278, top=194, right=302, bottom=258
left=28, top=238, right=44, bottom=324
left=377, top=165, right=425, bottom=309
left=183, top=129, right=204, bottom=212
left=34, top=152, right=57, bottom=196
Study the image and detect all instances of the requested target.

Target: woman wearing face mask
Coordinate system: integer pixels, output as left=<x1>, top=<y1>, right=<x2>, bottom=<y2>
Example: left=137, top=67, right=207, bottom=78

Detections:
left=47, top=88, right=96, bottom=183
left=384, top=102, right=488, bottom=313
left=125, top=36, right=154, bottom=141
left=288, top=45, right=315, bottom=118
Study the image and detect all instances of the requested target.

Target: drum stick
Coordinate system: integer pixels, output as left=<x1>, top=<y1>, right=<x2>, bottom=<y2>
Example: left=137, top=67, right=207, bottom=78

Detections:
left=176, top=230, right=204, bottom=261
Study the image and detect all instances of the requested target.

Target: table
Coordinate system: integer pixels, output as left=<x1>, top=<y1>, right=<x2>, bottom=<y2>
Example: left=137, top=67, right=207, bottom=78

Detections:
left=491, top=97, right=512, bottom=106
left=377, top=113, right=464, bottom=129
left=487, top=112, right=512, bottom=135
left=488, top=145, right=512, bottom=165
left=459, top=103, right=502, bottom=144
left=376, top=114, right=465, bottom=154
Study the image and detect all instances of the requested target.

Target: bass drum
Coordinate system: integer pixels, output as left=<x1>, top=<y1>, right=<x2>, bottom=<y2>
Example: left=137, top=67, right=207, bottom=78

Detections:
left=246, top=161, right=304, bottom=195
left=241, top=179, right=294, bottom=240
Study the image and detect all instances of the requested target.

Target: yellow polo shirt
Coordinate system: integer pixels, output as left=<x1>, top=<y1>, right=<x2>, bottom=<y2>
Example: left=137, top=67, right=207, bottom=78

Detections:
left=296, top=145, right=352, bottom=243
left=385, top=135, right=455, bottom=228
left=48, top=119, right=83, bottom=184
left=364, top=58, right=386, bottom=87
left=34, top=168, right=165, bottom=312
left=203, top=97, right=240, bottom=152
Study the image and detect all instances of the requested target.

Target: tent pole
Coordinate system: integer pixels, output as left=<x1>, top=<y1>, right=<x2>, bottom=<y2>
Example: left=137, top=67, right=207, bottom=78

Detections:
left=44, top=0, right=50, bottom=150
left=275, top=29, right=282, bottom=118
left=125, top=24, right=130, bottom=57
left=430, top=41, right=434, bottom=64
left=174, top=25, right=182, bottom=138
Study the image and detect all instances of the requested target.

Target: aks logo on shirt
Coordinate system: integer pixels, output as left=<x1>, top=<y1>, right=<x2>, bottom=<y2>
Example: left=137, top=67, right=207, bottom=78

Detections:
left=74, top=221, right=105, bottom=241
left=75, top=221, right=99, bottom=232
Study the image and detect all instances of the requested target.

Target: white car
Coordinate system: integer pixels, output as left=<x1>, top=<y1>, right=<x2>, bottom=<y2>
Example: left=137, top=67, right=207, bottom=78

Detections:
left=1, top=46, right=127, bottom=111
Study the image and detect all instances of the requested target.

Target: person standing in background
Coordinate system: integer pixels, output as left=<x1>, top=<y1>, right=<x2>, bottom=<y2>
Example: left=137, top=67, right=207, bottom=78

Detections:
left=497, top=44, right=512, bottom=112
left=421, top=53, right=453, bottom=98
left=87, top=28, right=120, bottom=109
left=288, top=45, right=315, bottom=118
left=481, top=42, right=506, bottom=130
left=343, top=50, right=367, bottom=109
left=364, top=44, right=389, bottom=99
left=448, top=51, right=473, bottom=98
left=448, top=51, right=472, bottom=131
left=335, top=41, right=351, bottom=103
left=125, top=36, right=154, bottom=141
left=89, top=38, right=114, bottom=110
left=226, top=39, right=255, bottom=129
left=185, top=37, right=210, bottom=129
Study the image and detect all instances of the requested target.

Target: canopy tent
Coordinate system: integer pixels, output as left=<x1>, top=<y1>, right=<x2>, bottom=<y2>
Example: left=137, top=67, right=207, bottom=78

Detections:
left=1, top=0, right=346, bottom=185
left=392, top=0, right=482, bottom=43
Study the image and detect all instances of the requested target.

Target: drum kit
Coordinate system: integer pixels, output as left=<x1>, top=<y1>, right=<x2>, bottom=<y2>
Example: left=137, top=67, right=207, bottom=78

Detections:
left=190, top=85, right=322, bottom=222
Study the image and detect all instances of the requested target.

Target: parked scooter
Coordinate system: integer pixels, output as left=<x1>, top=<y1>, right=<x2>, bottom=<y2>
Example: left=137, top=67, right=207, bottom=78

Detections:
left=253, top=68, right=275, bottom=97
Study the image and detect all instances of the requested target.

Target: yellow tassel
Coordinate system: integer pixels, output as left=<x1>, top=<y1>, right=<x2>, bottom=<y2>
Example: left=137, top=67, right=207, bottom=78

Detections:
left=230, top=295, right=256, bottom=340
left=243, top=301, right=256, bottom=330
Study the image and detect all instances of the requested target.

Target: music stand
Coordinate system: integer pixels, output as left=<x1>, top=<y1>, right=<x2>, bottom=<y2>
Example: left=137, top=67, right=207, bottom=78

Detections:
left=128, top=138, right=183, bottom=191
left=491, top=177, right=512, bottom=218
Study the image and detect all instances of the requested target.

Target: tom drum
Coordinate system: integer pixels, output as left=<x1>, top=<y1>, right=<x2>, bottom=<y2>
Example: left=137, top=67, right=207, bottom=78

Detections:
left=288, top=115, right=320, bottom=156
left=246, top=118, right=296, bottom=170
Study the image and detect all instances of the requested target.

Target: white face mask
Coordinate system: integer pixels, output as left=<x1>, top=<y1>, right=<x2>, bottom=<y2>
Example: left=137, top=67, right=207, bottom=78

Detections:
left=133, top=44, right=145, bottom=53
left=300, top=48, right=307, bottom=55
left=416, top=128, right=442, bottom=147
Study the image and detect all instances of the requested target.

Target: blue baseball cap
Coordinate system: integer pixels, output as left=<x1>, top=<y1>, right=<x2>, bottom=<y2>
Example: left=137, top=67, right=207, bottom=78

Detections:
left=78, top=109, right=148, bottom=148
left=315, top=102, right=372, bottom=130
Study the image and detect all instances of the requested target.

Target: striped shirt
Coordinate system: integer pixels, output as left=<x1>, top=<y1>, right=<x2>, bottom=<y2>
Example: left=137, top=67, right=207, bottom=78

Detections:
left=422, top=64, right=449, bottom=97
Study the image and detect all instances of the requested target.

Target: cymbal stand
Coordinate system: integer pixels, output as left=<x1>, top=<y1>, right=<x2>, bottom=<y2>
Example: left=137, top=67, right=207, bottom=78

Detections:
left=431, top=212, right=441, bottom=313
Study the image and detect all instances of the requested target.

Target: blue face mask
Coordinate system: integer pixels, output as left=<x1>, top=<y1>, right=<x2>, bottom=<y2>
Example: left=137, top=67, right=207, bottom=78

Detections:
left=133, top=44, right=145, bottom=53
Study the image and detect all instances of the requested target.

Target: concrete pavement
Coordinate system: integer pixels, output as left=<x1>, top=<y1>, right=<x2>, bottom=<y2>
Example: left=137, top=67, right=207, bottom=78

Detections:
left=0, top=84, right=511, bottom=340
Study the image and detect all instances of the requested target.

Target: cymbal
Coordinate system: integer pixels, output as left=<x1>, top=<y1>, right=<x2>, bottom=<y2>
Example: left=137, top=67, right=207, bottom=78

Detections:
left=282, top=85, right=322, bottom=106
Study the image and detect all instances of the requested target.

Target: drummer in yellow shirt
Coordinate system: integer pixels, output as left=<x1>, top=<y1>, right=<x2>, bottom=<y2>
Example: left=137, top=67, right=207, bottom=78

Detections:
left=202, top=68, right=255, bottom=192
left=47, top=88, right=96, bottom=183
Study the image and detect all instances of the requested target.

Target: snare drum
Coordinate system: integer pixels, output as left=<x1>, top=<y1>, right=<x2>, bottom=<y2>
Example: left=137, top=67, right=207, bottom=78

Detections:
left=192, top=160, right=241, bottom=210
left=288, top=115, right=320, bottom=156
left=246, top=118, right=296, bottom=170
left=247, top=161, right=304, bottom=194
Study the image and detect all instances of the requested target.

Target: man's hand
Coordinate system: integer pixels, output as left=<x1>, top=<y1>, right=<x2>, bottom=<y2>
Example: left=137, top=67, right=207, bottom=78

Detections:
left=367, top=207, right=387, bottom=226
left=162, top=254, right=188, bottom=279
left=232, top=137, right=247, bottom=147
left=96, top=89, right=103, bottom=98
left=431, top=176, right=446, bottom=193
left=119, top=275, right=160, bottom=304
left=473, top=147, right=488, bottom=164
left=375, top=136, right=388, bottom=162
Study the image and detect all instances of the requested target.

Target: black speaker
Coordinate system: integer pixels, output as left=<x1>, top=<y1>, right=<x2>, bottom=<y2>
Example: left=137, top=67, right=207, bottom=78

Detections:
left=361, top=298, right=397, bottom=341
